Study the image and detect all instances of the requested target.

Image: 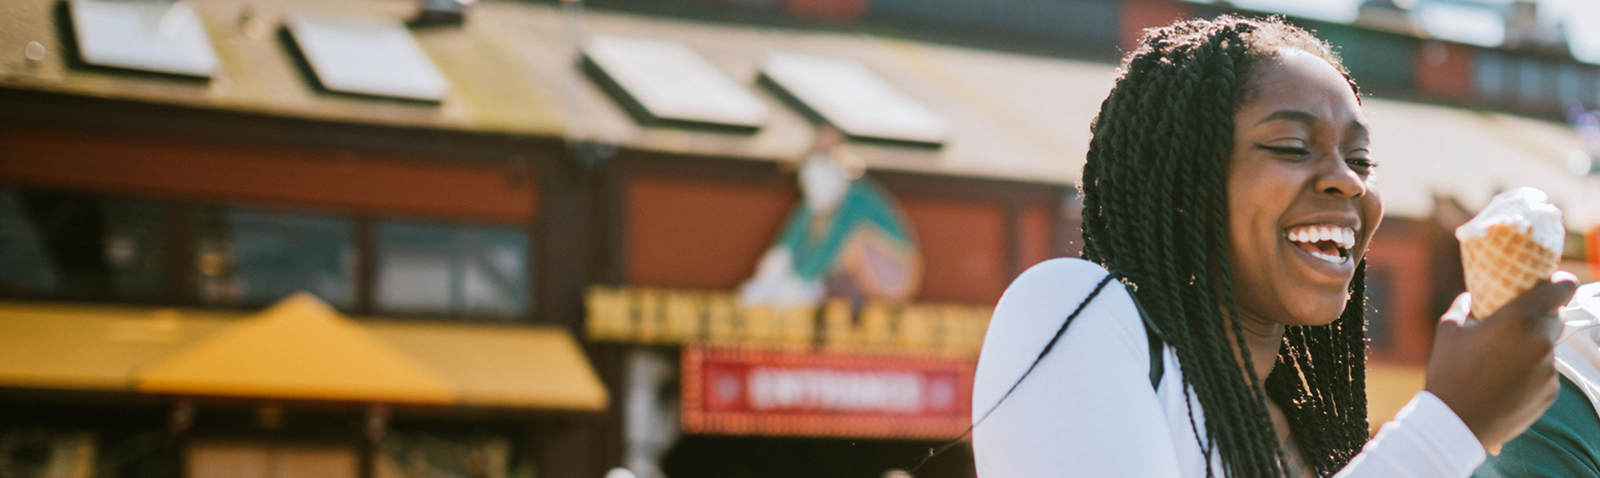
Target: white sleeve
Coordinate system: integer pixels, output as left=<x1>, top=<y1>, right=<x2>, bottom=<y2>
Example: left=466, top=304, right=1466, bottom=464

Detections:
left=1333, top=391, right=1486, bottom=478
left=971, top=259, right=1181, bottom=477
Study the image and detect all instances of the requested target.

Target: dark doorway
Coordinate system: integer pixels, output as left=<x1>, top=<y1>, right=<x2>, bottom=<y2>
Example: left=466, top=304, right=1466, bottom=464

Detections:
left=660, top=435, right=975, bottom=478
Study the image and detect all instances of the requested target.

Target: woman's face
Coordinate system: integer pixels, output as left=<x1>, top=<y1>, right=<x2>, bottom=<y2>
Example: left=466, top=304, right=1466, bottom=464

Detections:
left=1226, top=49, right=1383, bottom=327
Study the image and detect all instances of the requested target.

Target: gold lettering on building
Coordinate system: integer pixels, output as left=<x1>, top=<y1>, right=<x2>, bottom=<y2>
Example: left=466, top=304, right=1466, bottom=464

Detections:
left=585, top=286, right=991, bottom=356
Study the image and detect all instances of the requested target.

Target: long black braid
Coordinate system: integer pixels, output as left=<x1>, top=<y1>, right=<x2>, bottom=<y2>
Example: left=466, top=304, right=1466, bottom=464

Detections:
left=1081, top=16, right=1369, bottom=478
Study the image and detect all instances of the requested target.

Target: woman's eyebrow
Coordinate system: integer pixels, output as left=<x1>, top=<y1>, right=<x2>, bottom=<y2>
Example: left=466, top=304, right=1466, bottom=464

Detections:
left=1255, top=109, right=1317, bottom=126
left=1255, top=110, right=1369, bottom=138
left=1346, top=120, right=1369, bottom=137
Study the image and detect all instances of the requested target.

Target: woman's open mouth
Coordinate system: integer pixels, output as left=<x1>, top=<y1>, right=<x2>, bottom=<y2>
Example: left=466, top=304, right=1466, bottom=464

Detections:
left=1285, top=224, right=1355, bottom=265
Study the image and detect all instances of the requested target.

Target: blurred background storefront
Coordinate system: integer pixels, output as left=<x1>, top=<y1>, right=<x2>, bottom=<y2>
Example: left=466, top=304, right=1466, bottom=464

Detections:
left=3, top=0, right=1600, bottom=477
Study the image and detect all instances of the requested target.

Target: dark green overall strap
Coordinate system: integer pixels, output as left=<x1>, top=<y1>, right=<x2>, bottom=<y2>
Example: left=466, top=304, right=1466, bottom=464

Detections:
left=1130, top=292, right=1165, bottom=390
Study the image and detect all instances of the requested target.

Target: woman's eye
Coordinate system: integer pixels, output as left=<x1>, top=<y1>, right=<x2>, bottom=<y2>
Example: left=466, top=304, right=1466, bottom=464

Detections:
left=1347, top=157, right=1377, bottom=174
left=1260, top=145, right=1311, bottom=158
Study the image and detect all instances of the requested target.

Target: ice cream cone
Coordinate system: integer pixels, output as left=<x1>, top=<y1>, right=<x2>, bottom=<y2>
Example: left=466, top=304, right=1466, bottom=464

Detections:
left=1461, top=223, right=1561, bottom=318
left=1456, top=188, right=1565, bottom=319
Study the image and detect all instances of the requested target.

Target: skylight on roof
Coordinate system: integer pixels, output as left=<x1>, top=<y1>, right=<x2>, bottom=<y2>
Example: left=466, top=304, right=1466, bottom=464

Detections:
left=69, top=0, right=220, bottom=78
left=759, top=51, right=949, bottom=146
left=582, top=34, right=770, bottom=130
left=1227, top=0, right=1362, bottom=24
left=1414, top=2, right=1507, bottom=47
left=286, top=11, right=449, bottom=102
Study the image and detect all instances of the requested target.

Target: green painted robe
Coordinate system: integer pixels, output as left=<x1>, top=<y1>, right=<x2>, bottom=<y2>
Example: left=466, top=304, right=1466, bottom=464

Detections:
left=776, top=178, right=919, bottom=300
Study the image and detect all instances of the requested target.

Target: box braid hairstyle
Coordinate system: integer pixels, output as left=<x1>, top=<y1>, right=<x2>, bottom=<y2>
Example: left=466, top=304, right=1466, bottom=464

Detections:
left=1080, top=15, right=1368, bottom=478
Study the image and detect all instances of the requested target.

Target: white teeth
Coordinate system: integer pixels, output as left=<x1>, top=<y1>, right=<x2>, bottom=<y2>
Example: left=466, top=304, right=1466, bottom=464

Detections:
left=1285, top=224, right=1357, bottom=250
left=1307, top=249, right=1348, bottom=265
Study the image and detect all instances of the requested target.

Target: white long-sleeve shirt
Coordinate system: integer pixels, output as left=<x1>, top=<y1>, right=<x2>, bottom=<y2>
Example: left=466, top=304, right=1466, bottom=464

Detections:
left=972, top=258, right=1486, bottom=477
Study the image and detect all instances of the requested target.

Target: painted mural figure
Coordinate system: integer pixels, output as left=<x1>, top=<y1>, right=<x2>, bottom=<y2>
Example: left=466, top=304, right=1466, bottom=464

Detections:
left=738, top=126, right=921, bottom=307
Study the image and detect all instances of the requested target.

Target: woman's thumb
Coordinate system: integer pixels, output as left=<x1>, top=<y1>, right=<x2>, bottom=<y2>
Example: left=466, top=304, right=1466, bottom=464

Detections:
left=1441, top=292, right=1472, bottom=325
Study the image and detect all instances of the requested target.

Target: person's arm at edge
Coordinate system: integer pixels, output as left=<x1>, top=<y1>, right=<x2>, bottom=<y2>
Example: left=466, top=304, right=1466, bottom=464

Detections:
left=1475, top=376, right=1600, bottom=478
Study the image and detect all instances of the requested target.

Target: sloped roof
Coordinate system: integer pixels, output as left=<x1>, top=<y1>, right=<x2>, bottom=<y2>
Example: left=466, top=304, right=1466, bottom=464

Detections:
left=0, top=0, right=1594, bottom=224
left=0, top=0, right=1107, bottom=185
left=1363, top=98, right=1597, bottom=228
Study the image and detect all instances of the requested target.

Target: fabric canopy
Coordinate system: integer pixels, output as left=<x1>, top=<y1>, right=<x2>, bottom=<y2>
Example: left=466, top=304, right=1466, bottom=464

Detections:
left=137, top=293, right=457, bottom=404
left=0, top=295, right=608, bottom=412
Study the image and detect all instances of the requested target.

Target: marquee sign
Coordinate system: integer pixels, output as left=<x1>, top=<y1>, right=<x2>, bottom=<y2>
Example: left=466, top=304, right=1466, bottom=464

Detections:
left=681, top=346, right=974, bottom=439
left=585, top=286, right=992, bottom=356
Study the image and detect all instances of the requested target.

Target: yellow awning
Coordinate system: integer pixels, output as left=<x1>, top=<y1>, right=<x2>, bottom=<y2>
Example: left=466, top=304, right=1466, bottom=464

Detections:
left=0, top=295, right=608, bottom=412
left=137, top=293, right=457, bottom=405
left=371, top=321, right=609, bottom=411
left=0, top=303, right=228, bottom=391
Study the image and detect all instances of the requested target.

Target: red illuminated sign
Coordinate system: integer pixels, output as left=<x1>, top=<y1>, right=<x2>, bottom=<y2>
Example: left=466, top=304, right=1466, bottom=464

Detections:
left=681, top=346, right=974, bottom=439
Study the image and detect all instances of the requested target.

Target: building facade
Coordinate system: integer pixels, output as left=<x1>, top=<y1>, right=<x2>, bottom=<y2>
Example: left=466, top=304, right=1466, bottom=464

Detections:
left=2, top=0, right=1598, bottom=477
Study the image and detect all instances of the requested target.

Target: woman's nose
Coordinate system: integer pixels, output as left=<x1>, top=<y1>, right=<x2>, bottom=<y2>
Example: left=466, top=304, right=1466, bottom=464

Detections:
left=1316, top=157, right=1366, bottom=199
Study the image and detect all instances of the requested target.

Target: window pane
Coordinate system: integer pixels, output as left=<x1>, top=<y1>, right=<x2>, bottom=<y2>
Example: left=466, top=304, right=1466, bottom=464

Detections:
left=1593, top=66, right=1600, bottom=107
left=0, top=189, right=168, bottom=301
left=0, top=190, right=61, bottom=295
left=1520, top=57, right=1544, bottom=104
left=194, top=207, right=353, bottom=308
left=1475, top=50, right=1503, bottom=99
left=1558, top=63, right=1582, bottom=104
left=376, top=221, right=528, bottom=320
left=104, top=199, right=169, bottom=300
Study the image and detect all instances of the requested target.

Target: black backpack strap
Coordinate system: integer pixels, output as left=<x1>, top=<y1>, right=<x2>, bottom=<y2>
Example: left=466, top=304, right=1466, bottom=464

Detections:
left=1130, top=291, right=1165, bottom=390
left=907, top=273, right=1118, bottom=473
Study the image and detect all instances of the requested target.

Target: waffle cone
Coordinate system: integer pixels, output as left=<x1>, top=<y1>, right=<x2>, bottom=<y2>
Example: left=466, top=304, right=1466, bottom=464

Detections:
left=1461, top=223, right=1560, bottom=318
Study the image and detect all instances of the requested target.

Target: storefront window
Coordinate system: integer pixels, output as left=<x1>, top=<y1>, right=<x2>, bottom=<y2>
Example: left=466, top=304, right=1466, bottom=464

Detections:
left=1475, top=50, right=1504, bottom=99
left=104, top=200, right=170, bottom=300
left=1519, top=57, right=1545, bottom=104
left=194, top=207, right=354, bottom=308
left=3, top=189, right=534, bottom=317
left=374, top=431, right=526, bottom=478
left=0, top=189, right=167, bottom=301
left=0, top=190, right=60, bottom=295
left=188, top=441, right=359, bottom=478
left=1593, top=70, right=1600, bottom=107
left=375, top=221, right=528, bottom=320
left=1557, top=63, right=1582, bottom=104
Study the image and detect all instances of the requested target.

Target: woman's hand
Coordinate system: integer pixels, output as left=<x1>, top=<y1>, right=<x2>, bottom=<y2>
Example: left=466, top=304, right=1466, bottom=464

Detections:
left=1423, top=274, right=1577, bottom=452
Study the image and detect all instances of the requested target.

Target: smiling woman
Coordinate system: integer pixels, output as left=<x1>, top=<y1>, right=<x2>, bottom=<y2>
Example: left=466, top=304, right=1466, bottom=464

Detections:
left=1226, top=49, right=1381, bottom=331
left=970, top=15, right=1576, bottom=478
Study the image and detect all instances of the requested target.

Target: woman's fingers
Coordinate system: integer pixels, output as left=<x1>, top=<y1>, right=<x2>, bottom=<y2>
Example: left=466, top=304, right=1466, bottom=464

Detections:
left=1425, top=277, right=1577, bottom=450
left=1482, top=279, right=1575, bottom=341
